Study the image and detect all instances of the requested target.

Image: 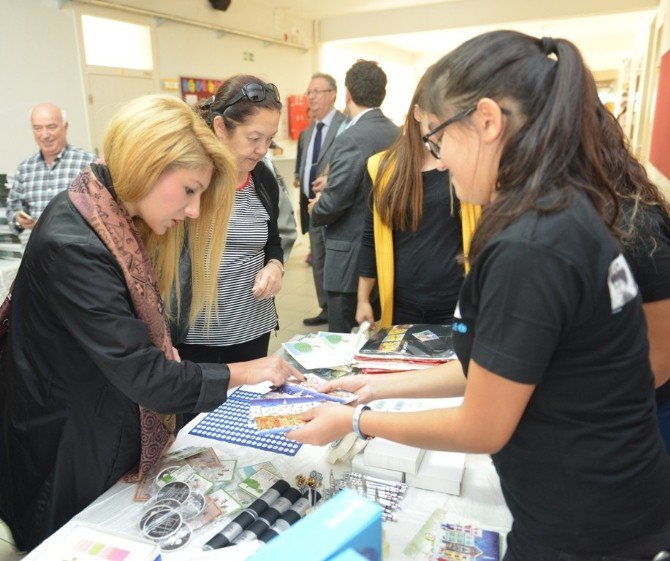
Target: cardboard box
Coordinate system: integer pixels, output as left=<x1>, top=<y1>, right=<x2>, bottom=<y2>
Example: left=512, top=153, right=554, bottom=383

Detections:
left=248, top=489, right=382, bottom=561
left=351, top=451, right=405, bottom=482
left=364, top=437, right=425, bottom=475
left=405, top=450, right=465, bottom=495
left=329, top=548, right=369, bottom=561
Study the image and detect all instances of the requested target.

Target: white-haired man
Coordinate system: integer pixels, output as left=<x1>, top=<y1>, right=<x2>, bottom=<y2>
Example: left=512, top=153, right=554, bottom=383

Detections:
left=7, top=103, right=95, bottom=234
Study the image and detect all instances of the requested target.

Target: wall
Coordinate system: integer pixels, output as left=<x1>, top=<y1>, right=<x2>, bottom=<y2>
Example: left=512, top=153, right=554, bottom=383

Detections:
left=151, top=16, right=312, bottom=149
left=0, top=0, right=315, bottom=174
left=320, top=42, right=417, bottom=126
left=646, top=0, right=670, bottom=197
left=0, top=0, right=90, bottom=174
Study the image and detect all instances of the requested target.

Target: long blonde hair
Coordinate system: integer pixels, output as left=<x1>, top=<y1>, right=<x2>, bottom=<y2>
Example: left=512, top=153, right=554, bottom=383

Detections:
left=103, top=94, right=235, bottom=324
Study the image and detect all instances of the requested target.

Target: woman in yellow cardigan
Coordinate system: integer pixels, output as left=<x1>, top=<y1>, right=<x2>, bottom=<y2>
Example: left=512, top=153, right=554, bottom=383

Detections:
left=357, top=77, right=480, bottom=327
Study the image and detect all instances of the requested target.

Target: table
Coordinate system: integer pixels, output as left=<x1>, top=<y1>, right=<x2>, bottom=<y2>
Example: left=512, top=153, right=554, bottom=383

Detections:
left=24, top=386, right=512, bottom=561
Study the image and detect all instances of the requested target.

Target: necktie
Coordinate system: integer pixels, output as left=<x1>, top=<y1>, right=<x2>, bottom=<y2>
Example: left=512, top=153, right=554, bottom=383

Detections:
left=308, top=122, right=325, bottom=198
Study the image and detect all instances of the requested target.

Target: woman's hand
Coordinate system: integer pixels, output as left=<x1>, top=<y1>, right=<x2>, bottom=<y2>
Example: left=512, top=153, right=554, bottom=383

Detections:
left=230, top=356, right=304, bottom=388
left=286, top=403, right=354, bottom=445
left=355, top=300, right=375, bottom=325
left=322, top=374, right=377, bottom=404
left=252, top=260, right=283, bottom=300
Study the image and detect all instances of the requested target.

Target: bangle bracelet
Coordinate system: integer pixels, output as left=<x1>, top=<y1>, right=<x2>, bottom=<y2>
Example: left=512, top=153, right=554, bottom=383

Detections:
left=352, top=404, right=372, bottom=440
left=268, top=259, right=285, bottom=276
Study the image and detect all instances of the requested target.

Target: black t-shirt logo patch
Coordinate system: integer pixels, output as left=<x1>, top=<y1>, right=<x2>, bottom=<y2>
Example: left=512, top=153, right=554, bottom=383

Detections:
left=607, top=254, right=638, bottom=312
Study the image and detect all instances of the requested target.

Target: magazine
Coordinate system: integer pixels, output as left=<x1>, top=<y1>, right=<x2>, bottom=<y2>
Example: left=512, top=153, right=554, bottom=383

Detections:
left=282, top=337, right=351, bottom=370
left=264, top=372, right=357, bottom=404
left=248, top=396, right=323, bottom=434
left=356, top=324, right=456, bottom=363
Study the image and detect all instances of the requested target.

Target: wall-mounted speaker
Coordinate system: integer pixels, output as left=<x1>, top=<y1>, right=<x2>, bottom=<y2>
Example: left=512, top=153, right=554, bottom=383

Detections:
left=209, top=0, right=232, bottom=10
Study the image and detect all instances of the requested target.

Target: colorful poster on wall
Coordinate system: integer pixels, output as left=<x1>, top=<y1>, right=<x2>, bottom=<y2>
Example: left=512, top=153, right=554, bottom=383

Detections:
left=180, top=76, right=223, bottom=106
left=649, top=50, right=670, bottom=180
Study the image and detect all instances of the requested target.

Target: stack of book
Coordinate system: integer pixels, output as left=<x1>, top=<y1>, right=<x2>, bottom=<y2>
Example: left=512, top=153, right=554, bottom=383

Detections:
left=353, top=324, right=456, bottom=374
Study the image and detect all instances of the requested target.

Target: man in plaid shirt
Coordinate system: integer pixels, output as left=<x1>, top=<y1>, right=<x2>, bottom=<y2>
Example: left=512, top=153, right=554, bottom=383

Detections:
left=7, top=103, right=95, bottom=234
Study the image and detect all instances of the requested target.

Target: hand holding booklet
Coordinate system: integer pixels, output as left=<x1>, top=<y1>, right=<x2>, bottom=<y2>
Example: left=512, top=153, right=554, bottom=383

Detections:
left=249, top=373, right=357, bottom=434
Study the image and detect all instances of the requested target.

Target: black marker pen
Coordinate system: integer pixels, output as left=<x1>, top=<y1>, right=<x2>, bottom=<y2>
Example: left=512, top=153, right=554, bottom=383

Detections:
left=203, top=479, right=290, bottom=550
left=232, top=487, right=302, bottom=544
left=258, top=491, right=320, bottom=543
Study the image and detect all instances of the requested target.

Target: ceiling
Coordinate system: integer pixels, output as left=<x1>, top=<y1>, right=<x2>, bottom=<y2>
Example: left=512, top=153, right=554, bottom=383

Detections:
left=254, top=0, right=657, bottom=72
left=253, top=0, right=456, bottom=20
left=368, top=10, right=657, bottom=71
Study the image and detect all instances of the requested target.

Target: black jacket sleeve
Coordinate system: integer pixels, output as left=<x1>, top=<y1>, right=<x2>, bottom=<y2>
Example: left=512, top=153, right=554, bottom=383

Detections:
left=252, top=162, right=284, bottom=265
left=48, top=239, right=230, bottom=414
left=359, top=198, right=377, bottom=278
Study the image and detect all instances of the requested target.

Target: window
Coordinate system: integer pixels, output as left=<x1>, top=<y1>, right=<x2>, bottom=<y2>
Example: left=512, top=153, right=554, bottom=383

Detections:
left=81, top=15, right=153, bottom=70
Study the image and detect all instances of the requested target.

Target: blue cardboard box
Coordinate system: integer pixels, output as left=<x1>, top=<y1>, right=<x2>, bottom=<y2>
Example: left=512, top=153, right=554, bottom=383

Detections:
left=329, top=548, right=369, bottom=561
left=248, top=489, right=382, bottom=561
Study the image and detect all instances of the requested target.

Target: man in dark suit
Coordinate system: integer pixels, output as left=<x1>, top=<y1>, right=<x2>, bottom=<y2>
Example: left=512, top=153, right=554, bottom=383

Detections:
left=297, top=73, right=347, bottom=326
left=309, top=60, right=399, bottom=333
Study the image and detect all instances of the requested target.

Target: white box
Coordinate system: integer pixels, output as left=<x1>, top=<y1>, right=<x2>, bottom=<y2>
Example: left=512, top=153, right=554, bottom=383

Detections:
left=404, top=450, right=466, bottom=495
left=363, top=437, right=425, bottom=475
left=351, top=451, right=405, bottom=482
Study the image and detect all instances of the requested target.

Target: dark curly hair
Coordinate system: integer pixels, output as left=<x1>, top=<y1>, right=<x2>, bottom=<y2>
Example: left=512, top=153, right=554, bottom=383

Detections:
left=345, top=60, right=387, bottom=108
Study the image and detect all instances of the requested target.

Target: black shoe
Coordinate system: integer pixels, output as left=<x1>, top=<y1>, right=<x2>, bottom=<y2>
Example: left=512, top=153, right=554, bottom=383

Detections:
left=303, top=312, right=328, bottom=326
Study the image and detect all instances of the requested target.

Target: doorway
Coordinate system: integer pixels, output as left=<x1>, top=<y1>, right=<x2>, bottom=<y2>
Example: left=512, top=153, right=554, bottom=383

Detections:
left=87, top=71, right=155, bottom=155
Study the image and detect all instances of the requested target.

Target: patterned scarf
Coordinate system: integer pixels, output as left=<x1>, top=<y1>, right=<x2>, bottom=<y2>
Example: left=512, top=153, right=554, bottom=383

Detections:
left=68, top=164, right=175, bottom=482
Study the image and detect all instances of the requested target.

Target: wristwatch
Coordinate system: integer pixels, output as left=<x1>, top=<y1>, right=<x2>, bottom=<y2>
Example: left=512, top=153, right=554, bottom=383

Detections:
left=352, top=404, right=373, bottom=440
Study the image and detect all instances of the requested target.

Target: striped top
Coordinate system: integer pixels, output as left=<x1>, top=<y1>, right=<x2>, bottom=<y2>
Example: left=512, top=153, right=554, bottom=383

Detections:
left=186, top=176, right=277, bottom=346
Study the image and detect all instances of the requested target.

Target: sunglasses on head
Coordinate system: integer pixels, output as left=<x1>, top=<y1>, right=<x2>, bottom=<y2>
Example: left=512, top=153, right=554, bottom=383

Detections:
left=204, top=83, right=281, bottom=115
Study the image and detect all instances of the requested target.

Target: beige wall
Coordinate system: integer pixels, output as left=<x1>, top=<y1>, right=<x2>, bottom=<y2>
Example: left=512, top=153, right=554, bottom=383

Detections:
left=0, top=0, right=315, bottom=173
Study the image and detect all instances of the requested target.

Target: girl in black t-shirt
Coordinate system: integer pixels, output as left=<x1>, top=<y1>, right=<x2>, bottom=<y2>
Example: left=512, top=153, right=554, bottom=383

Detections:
left=288, top=31, right=670, bottom=559
left=596, top=103, right=670, bottom=454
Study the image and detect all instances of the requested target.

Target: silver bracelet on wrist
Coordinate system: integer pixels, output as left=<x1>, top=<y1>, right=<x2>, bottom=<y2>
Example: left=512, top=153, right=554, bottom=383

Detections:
left=352, top=404, right=372, bottom=440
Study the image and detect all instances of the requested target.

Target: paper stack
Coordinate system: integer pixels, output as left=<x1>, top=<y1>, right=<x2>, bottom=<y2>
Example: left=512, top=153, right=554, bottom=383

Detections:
left=354, top=324, right=456, bottom=373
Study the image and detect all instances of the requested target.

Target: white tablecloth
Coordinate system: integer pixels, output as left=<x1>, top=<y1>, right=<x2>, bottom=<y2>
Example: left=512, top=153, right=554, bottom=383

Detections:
left=24, top=387, right=512, bottom=561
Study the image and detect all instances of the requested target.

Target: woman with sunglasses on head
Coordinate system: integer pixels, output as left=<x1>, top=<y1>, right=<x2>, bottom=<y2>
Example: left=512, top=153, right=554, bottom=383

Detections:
left=0, top=95, right=298, bottom=552
left=289, top=32, right=670, bottom=559
left=176, top=76, right=285, bottom=387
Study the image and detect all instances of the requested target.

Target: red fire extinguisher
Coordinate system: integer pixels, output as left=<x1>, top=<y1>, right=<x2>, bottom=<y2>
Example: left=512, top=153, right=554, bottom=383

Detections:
left=288, top=95, right=308, bottom=140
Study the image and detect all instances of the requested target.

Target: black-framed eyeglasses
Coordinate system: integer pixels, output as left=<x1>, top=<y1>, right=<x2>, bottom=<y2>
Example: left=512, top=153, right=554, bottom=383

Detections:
left=422, top=106, right=476, bottom=160
left=204, top=83, right=281, bottom=115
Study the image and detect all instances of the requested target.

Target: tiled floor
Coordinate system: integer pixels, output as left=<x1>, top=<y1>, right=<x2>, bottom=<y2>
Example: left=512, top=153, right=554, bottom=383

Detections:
left=269, top=234, right=327, bottom=354
left=0, top=233, right=321, bottom=559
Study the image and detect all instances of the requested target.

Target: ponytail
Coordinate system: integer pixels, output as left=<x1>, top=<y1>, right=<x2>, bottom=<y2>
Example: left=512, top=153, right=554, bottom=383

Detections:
left=425, top=30, right=621, bottom=260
